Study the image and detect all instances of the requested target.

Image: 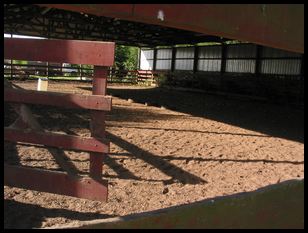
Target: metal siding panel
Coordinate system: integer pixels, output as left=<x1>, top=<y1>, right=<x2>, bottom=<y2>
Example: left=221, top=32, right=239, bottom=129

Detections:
left=156, top=60, right=172, bottom=70
left=142, top=49, right=154, bottom=59
left=197, top=60, right=203, bottom=71
left=260, top=59, right=301, bottom=75
left=226, top=59, right=255, bottom=73
left=175, top=59, right=194, bottom=70
left=199, top=46, right=222, bottom=59
left=198, top=59, right=221, bottom=72
left=157, top=49, right=172, bottom=59
left=176, top=47, right=195, bottom=59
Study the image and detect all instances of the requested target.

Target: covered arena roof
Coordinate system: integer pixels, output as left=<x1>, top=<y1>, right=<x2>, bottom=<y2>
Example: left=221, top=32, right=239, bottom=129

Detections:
left=4, top=4, right=228, bottom=47
left=4, top=4, right=304, bottom=53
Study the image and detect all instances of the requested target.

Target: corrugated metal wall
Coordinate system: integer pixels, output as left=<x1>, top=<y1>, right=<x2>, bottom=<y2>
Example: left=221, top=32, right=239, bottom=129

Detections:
left=260, top=46, right=302, bottom=75
left=198, top=46, right=221, bottom=72
left=175, top=47, right=194, bottom=71
left=156, top=48, right=172, bottom=70
left=140, top=44, right=303, bottom=76
left=225, top=44, right=256, bottom=73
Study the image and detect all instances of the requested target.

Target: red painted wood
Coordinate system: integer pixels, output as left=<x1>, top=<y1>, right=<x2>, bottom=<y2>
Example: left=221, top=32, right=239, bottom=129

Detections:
left=4, top=127, right=110, bottom=154
left=4, top=38, right=114, bottom=201
left=4, top=164, right=108, bottom=201
left=38, top=4, right=304, bottom=53
left=89, top=66, right=109, bottom=178
left=4, top=38, right=115, bottom=66
left=4, top=88, right=112, bottom=111
left=93, top=67, right=108, bottom=96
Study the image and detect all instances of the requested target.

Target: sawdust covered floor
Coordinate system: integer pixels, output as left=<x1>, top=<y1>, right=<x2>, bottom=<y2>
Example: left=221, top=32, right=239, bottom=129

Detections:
left=4, top=80, right=304, bottom=228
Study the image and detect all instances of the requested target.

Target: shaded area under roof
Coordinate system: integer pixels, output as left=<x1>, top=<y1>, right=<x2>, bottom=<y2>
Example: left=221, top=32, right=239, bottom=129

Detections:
left=4, top=4, right=228, bottom=48
left=36, top=4, right=304, bottom=53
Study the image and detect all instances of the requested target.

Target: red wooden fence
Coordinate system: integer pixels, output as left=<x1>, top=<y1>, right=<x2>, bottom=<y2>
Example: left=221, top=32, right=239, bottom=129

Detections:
left=4, top=38, right=115, bottom=201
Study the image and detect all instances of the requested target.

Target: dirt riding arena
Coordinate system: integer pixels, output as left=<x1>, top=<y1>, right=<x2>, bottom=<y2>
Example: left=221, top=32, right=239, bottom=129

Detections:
left=4, top=80, right=304, bottom=228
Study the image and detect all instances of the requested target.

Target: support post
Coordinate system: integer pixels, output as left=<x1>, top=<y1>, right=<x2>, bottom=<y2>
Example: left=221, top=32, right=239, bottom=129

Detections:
left=171, top=47, right=176, bottom=72
left=255, top=45, right=262, bottom=76
left=193, top=45, right=199, bottom=73
left=153, top=47, right=157, bottom=71
left=220, top=43, right=227, bottom=74
left=90, top=66, right=108, bottom=179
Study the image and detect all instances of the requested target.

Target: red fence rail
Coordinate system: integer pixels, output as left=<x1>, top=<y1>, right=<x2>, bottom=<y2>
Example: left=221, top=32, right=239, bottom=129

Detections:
left=4, top=37, right=115, bottom=201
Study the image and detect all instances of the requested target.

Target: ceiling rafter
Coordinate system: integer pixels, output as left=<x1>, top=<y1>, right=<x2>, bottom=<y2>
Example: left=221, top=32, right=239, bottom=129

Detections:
left=4, top=4, right=227, bottom=47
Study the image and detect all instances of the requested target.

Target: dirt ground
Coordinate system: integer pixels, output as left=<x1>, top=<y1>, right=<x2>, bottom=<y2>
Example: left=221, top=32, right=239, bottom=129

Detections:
left=4, top=80, right=304, bottom=229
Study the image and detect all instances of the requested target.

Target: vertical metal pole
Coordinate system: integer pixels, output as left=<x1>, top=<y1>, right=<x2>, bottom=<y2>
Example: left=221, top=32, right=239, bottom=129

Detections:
left=90, top=66, right=108, bottom=178
left=171, top=46, right=176, bottom=72
left=255, top=45, right=262, bottom=76
left=193, top=45, right=199, bottom=73
left=220, top=43, right=227, bottom=90
left=153, top=47, right=157, bottom=71
left=220, top=43, right=227, bottom=74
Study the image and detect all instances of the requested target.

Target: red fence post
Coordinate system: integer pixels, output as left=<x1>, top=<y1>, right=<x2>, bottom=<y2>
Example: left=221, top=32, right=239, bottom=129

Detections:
left=90, top=66, right=109, bottom=179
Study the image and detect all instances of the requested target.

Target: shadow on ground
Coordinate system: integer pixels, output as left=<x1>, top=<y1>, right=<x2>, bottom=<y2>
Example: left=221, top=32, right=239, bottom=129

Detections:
left=4, top=199, right=115, bottom=229
left=106, top=132, right=207, bottom=185
left=103, top=87, right=304, bottom=143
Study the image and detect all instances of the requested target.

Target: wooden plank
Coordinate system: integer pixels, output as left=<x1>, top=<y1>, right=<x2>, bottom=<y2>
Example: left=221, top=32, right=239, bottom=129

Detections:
left=90, top=66, right=108, bottom=178
left=4, top=38, right=114, bottom=66
left=4, top=87, right=112, bottom=111
left=4, top=127, right=110, bottom=154
left=4, top=164, right=108, bottom=201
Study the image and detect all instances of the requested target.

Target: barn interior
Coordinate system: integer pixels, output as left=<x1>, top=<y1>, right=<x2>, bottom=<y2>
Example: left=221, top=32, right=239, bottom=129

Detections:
left=4, top=4, right=304, bottom=103
left=4, top=4, right=304, bottom=229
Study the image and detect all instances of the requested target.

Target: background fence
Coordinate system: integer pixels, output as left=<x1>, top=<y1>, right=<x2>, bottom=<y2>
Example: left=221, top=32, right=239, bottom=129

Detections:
left=3, top=61, right=159, bottom=84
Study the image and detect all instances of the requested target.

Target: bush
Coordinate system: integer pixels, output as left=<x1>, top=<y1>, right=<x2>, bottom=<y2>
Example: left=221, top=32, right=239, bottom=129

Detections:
left=156, top=73, right=169, bottom=87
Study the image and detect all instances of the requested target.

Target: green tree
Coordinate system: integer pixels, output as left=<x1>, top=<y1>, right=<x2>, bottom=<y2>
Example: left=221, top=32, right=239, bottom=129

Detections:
left=114, top=45, right=139, bottom=70
left=12, top=60, right=28, bottom=65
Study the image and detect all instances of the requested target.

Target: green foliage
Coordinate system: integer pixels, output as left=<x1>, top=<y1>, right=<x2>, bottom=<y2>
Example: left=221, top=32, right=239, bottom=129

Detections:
left=224, top=40, right=248, bottom=44
left=115, top=45, right=139, bottom=70
left=81, top=64, right=93, bottom=74
left=12, top=60, right=28, bottom=65
left=156, top=73, right=169, bottom=87
left=196, top=42, right=221, bottom=46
